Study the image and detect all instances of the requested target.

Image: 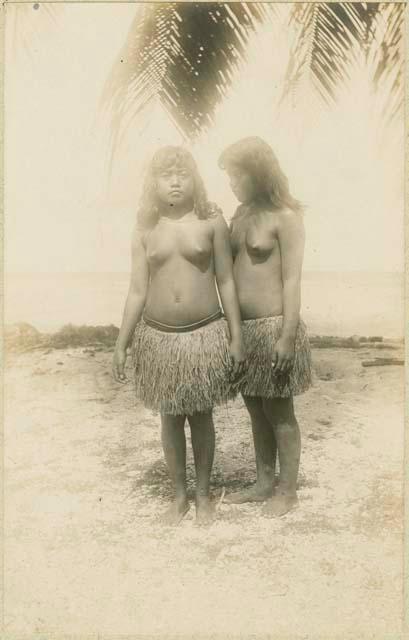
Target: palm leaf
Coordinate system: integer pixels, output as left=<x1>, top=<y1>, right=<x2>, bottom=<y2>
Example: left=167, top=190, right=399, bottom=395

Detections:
left=368, top=2, right=404, bottom=125
left=102, top=2, right=268, bottom=147
left=281, top=3, right=381, bottom=105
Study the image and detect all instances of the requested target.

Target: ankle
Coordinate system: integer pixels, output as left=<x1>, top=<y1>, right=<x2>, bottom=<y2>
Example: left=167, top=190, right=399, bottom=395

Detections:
left=174, top=490, right=188, bottom=502
left=256, top=479, right=274, bottom=491
left=276, top=485, right=297, bottom=498
left=195, top=491, right=210, bottom=502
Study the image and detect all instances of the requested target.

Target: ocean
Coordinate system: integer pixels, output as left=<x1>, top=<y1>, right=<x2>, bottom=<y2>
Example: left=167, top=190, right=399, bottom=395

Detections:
left=4, top=271, right=404, bottom=338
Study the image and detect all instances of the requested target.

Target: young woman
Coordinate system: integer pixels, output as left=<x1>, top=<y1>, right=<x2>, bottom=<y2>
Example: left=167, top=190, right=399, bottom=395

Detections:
left=219, top=137, right=312, bottom=516
left=112, top=146, right=244, bottom=526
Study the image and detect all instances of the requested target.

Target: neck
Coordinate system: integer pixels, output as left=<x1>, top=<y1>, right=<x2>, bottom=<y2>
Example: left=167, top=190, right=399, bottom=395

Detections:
left=159, top=202, right=194, bottom=220
left=247, top=197, right=273, bottom=212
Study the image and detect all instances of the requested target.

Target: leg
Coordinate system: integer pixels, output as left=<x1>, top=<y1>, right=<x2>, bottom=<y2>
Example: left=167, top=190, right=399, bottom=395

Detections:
left=187, top=411, right=215, bottom=525
left=262, top=397, right=301, bottom=516
left=160, top=413, right=190, bottom=525
left=225, top=395, right=277, bottom=504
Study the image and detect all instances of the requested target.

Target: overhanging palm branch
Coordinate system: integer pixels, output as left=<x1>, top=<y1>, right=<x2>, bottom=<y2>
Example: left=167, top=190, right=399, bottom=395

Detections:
left=368, top=2, right=404, bottom=124
left=102, top=2, right=268, bottom=149
left=281, top=3, right=381, bottom=105
left=281, top=1, right=403, bottom=120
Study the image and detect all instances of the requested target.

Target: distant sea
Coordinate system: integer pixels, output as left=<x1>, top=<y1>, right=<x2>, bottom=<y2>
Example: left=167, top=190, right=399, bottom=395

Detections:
left=4, top=271, right=405, bottom=339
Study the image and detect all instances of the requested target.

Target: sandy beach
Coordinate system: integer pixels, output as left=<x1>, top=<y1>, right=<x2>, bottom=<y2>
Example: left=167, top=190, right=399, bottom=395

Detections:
left=4, top=339, right=404, bottom=637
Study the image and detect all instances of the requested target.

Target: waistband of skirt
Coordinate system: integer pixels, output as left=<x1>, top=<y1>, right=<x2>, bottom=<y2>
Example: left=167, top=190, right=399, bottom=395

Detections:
left=242, top=315, right=306, bottom=326
left=242, top=314, right=283, bottom=323
left=142, top=309, right=224, bottom=333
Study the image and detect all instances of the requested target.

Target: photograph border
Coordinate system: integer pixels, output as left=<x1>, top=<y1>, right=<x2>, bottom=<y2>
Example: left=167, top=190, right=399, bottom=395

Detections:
left=1, top=1, right=407, bottom=638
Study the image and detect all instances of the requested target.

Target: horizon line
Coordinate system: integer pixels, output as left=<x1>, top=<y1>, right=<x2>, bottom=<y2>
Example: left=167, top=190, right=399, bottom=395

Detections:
left=4, top=269, right=405, bottom=276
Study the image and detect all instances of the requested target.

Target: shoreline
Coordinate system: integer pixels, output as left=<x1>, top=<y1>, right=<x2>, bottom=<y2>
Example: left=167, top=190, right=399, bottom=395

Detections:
left=4, top=321, right=405, bottom=356
left=4, top=271, right=404, bottom=339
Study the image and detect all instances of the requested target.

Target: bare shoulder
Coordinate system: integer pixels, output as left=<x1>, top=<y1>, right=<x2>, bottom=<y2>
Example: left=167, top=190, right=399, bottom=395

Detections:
left=277, top=206, right=303, bottom=220
left=131, top=223, right=149, bottom=250
left=207, top=201, right=224, bottom=219
left=273, top=207, right=304, bottom=231
left=208, top=203, right=228, bottom=232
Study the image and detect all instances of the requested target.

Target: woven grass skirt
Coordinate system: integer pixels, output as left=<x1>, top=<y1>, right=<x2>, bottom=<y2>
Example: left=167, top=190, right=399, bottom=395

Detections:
left=238, top=316, right=312, bottom=398
left=132, top=314, right=234, bottom=416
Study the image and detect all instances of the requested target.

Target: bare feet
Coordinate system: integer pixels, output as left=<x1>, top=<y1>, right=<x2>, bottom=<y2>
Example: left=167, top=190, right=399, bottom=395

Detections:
left=262, top=492, right=298, bottom=517
left=195, top=495, right=215, bottom=526
left=160, top=497, right=190, bottom=526
left=224, top=484, right=274, bottom=504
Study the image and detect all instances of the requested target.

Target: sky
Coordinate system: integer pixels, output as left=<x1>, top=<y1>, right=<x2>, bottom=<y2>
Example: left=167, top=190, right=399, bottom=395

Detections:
left=5, top=3, right=405, bottom=274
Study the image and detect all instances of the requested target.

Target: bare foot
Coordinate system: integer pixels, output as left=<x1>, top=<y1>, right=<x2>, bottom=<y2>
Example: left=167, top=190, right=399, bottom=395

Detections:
left=262, top=493, right=298, bottom=517
left=160, top=498, right=190, bottom=526
left=224, top=484, right=273, bottom=504
left=195, top=496, right=216, bottom=526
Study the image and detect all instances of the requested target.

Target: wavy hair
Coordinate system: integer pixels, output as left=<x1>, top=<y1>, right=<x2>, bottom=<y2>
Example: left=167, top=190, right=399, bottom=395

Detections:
left=137, top=146, right=215, bottom=229
left=218, top=136, right=303, bottom=214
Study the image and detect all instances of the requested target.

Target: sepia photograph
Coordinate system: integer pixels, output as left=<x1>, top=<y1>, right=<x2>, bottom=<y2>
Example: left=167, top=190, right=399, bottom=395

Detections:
left=3, top=1, right=406, bottom=637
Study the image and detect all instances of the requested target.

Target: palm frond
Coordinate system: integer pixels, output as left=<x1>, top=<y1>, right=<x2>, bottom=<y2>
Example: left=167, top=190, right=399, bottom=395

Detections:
left=102, top=2, right=268, bottom=147
left=281, top=3, right=380, bottom=105
left=368, top=2, right=404, bottom=125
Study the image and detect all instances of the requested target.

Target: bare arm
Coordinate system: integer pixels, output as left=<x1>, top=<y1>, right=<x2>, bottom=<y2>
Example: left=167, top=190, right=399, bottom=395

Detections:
left=212, top=213, right=245, bottom=375
left=273, top=209, right=305, bottom=373
left=113, top=226, right=149, bottom=381
left=212, top=213, right=242, bottom=339
left=278, top=209, right=305, bottom=340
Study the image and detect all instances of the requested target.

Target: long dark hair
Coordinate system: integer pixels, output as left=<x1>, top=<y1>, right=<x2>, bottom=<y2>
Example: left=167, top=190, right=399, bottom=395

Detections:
left=137, top=146, right=216, bottom=229
left=218, top=136, right=303, bottom=214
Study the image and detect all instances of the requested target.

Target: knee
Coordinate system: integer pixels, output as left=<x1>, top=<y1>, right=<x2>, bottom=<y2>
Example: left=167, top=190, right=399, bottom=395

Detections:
left=188, top=411, right=214, bottom=430
left=243, top=395, right=265, bottom=420
left=273, top=420, right=298, bottom=437
left=263, top=398, right=297, bottom=427
left=161, top=414, right=186, bottom=430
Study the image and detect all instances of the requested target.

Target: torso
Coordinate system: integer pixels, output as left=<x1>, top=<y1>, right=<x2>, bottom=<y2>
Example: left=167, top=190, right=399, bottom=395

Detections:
left=230, top=207, right=284, bottom=320
left=143, top=215, right=221, bottom=326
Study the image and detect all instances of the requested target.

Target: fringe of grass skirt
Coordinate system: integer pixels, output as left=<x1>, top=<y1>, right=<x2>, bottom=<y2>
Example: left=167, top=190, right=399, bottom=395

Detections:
left=132, top=318, right=235, bottom=416
left=237, top=316, right=312, bottom=398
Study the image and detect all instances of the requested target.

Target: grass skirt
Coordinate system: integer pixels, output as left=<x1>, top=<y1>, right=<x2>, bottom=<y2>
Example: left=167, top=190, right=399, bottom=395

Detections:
left=238, top=316, right=312, bottom=398
left=132, top=317, right=233, bottom=415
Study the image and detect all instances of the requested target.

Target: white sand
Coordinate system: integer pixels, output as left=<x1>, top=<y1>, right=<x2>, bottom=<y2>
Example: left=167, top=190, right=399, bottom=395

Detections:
left=4, top=346, right=404, bottom=637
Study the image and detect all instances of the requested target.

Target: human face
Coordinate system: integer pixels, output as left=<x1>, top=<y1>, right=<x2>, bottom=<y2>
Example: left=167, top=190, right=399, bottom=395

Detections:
left=227, top=165, right=256, bottom=204
left=156, top=164, right=195, bottom=210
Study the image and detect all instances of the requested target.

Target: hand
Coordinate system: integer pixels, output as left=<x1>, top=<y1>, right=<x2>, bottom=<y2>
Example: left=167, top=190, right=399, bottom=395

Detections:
left=112, top=347, right=128, bottom=383
left=229, top=338, right=246, bottom=381
left=272, top=336, right=295, bottom=375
